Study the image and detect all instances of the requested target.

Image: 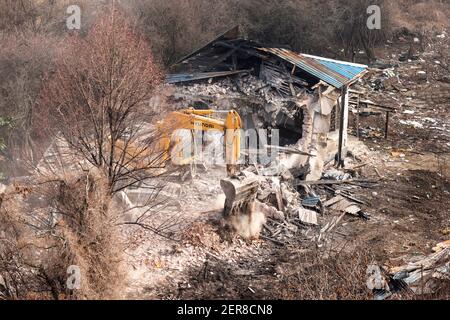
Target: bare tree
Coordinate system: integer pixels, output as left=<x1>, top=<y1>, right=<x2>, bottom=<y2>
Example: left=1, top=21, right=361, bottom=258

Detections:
left=331, top=0, right=391, bottom=62
left=38, top=8, right=164, bottom=194
left=0, top=31, right=57, bottom=167
left=0, top=8, right=179, bottom=298
left=126, top=0, right=238, bottom=65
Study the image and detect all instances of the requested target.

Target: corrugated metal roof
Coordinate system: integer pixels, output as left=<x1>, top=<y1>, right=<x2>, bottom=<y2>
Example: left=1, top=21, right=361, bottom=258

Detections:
left=258, top=48, right=367, bottom=89
left=166, top=69, right=251, bottom=84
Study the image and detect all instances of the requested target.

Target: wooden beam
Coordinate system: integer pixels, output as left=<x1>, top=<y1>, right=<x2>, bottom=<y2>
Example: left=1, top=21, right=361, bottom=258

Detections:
left=356, top=93, right=360, bottom=140
left=385, top=111, right=390, bottom=139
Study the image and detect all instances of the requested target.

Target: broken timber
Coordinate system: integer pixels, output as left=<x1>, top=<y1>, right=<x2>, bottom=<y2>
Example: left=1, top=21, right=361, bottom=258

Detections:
left=294, top=179, right=376, bottom=186
left=348, top=90, right=396, bottom=140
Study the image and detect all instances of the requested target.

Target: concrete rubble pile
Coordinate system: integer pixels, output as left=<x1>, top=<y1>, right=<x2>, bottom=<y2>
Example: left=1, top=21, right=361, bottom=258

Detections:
left=220, top=158, right=375, bottom=243
left=171, top=73, right=323, bottom=163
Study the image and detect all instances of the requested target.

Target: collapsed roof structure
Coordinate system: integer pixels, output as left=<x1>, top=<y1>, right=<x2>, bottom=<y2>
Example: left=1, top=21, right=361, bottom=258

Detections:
left=168, top=26, right=367, bottom=89
left=166, top=26, right=368, bottom=180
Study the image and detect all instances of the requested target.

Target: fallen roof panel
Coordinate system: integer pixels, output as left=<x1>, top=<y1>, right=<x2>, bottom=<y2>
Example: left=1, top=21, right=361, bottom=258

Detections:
left=166, top=69, right=251, bottom=84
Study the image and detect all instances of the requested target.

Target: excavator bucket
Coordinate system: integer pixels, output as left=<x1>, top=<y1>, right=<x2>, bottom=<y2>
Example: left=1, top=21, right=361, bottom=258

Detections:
left=220, top=171, right=260, bottom=217
left=220, top=171, right=267, bottom=239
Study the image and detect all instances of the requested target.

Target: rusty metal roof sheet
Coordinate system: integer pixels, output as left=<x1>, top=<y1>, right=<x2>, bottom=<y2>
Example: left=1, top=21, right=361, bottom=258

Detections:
left=258, top=47, right=367, bottom=88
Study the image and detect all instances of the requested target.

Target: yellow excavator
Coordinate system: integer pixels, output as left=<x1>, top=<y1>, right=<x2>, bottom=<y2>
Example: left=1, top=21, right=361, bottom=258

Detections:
left=114, top=108, right=242, bottom=177
left=115, top=108, right=257, bottom=222
left=159, top=109, right=257, bottom=221
left=157, top=108, right=242, bottom=176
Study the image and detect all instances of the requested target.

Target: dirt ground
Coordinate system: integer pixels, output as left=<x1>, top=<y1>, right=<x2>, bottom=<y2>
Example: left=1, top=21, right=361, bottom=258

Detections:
left=122, top=147, right=449, bottom=300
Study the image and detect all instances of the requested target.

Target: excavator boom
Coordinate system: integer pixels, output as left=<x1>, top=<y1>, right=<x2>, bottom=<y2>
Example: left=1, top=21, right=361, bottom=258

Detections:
left=158, top=108, right=242, bottom=176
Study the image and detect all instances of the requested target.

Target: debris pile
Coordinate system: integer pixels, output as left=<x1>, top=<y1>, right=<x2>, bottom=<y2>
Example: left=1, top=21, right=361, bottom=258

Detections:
left=368, top=241, right=450, bottom=300
left=172, top=74, right=310, bottom=147
left=389, top=243, right=450, bottom=295
left=349, top=30, right=450, bottom=152
left=220, top=151, right=377, bottom=245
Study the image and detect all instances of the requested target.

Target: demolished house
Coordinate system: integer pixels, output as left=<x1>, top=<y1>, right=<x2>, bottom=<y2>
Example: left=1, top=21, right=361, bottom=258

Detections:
left=7, top=25, right=448, bottom=301
left=31, top=26, right=380, bottom=262
left=166, top=26, right=368, bottom=180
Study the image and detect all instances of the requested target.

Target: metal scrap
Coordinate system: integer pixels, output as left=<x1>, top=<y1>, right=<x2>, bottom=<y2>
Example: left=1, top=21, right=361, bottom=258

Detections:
left=389, top=246, right=450, bottom=295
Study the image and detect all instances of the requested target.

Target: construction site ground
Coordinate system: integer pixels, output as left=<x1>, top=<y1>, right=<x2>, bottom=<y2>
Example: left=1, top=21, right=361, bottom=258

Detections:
left=123, top=39, right=450, bottom=300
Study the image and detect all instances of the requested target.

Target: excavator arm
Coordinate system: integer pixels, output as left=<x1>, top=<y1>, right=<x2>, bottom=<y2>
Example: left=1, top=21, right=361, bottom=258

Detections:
left=158, top=108, right=242, bottom=176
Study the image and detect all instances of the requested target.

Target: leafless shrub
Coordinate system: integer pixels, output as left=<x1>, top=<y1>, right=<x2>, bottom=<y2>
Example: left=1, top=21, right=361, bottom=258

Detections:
left=45, top=169, right=124, bottom=299
left=0, top=0, right=43, bottom=32
left=0, top=169, right=124, bottom=300
left=0, top=31, right=59, bottom=174
left=0, top=0, right=106, bottom=34
left=330, top=0, right=392, bottom=61
left=236, top=0, right=332, bottom=54
left=126, top=0, right=236, bottom=65
left=272, top=243, right=375, bottom=299
left=126, top=0, right=393, bottom=64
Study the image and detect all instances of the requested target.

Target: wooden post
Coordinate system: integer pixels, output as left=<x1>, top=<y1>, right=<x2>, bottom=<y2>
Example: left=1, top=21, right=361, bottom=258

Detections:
left=356, top=93, right=360, bottom=140
left=232, top=53, right=237, bottom=71
left=335, top=101, right=340, bottom=131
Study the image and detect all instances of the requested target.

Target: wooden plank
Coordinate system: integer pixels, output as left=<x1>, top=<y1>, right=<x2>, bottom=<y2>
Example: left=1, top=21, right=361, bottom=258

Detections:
left=337, top=86, right=347, bottom=168
left=295, top=179, right=376, bottom=186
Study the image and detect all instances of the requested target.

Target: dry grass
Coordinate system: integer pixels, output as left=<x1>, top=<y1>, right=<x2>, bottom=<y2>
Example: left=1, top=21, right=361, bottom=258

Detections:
left=270, top=243, right=375, bottom=300
left=47, top=169, right=125, bottom=299
left=171, top=239, right=379, bottom=300
left=389, top=0, right=450, bottom=32
left=181, top=221, right=222, bottom=249
left=0, top=169, right=125, bottom=300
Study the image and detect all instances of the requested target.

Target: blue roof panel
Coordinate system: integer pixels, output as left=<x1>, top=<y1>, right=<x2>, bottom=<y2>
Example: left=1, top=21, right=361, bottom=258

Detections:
left=259, top=48, right=368, bottom=89
left=302, top=54, right=368, bottom=88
